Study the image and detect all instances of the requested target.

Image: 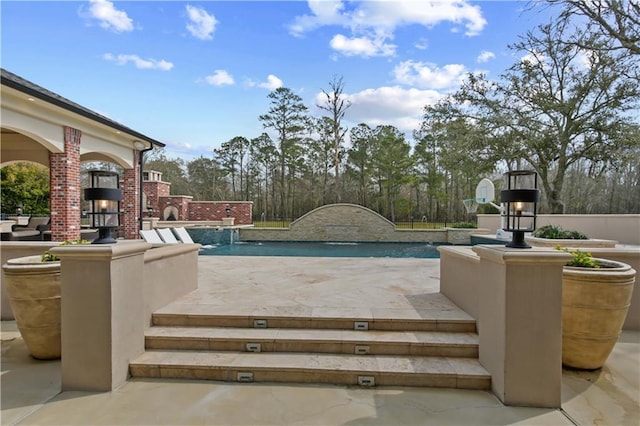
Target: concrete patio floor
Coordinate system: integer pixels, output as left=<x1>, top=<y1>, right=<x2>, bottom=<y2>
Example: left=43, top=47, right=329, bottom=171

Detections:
left=2, top=256, right=639, bottom=425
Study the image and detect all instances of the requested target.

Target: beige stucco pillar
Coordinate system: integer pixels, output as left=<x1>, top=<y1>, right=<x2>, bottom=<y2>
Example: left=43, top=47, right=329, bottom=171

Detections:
left=51, top=240, right=151, bottom=391
left=472, top=245, right=571, bottom=408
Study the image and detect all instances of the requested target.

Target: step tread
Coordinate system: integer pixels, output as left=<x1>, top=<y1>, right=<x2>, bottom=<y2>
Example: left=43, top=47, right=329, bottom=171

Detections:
left=152, top=307, right=475, bottom=322
left=145, top=326, right=479, bottom=346
left=130, top=350, right=490, bottom=378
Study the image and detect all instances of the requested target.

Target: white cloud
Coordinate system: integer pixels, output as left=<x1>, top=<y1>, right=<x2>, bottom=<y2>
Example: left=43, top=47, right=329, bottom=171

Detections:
left=393, top=60, right=467, bottom=90
left=204, top=70, right=235, bottom=86
left=330, top=34, right=396, bottom=57
left=324, top=86, right=444, bottom=134
left=185, top=5, right=217, bottom=40
left=477, top=50, right=495, bottom=63
left=103, top=53, right=174, bottom=71
left=414, top=37, right=428, bottom=50
left=289, top=1, right=487, bottom=58
left=247, top=74, right=283, bottom=90
left=84, top=0, right=134, bottom=33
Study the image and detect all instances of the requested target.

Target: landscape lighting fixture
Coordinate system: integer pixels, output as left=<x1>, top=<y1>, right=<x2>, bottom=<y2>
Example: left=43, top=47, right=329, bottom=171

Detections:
left=84, top=170, right=122, bottom=244
left=500, top=170, right=540, bottom=249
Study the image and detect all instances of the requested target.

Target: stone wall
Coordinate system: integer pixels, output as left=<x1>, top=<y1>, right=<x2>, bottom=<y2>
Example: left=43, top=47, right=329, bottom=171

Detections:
left=239, top=204, right=488, bottom=244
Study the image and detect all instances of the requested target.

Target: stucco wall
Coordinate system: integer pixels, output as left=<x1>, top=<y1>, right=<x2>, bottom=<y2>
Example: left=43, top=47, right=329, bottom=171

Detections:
left=478, top=214, right=640, bottom=245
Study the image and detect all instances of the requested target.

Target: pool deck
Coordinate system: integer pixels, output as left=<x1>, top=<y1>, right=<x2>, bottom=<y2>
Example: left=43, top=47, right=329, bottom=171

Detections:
left=2, top=256, right=639, bottom=425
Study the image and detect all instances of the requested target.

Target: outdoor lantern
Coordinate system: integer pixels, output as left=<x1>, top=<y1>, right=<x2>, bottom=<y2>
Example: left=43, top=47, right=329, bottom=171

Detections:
left=84, top=170, right=122, bottom=244
left=500, top=170, right=540, bottom=249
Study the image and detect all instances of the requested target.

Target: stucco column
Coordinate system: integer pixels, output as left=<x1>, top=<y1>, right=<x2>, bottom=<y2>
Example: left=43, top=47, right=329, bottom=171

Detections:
left=122, top=151, right=139, bottom=239
left=472, top=245, right=571, bottom=408
left=49, top=126, right=81, bottom=242
left=51, top=241, right=150, bottom=391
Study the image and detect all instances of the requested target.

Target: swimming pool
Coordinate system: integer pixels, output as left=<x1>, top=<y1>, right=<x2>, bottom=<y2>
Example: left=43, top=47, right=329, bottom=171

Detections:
left=199, top=241, right=444, bottom=258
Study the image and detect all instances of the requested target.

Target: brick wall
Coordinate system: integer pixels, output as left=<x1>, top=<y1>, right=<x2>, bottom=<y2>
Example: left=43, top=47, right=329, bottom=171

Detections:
left=142, top=181, right=170, bottom=218
left=142, top=178, right=253, bottom=224
left=121, top=153, right=139, bottom=239
left=49, top=127, right=81, bottom=241
left=158, top=196, right=192, bottom=220
left=188, top=201, right=253, bottom=224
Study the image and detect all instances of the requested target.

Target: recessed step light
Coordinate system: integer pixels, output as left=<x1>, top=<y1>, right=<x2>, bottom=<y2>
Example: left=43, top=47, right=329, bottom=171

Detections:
left=358, top=376, right=375, bottom=387
left=237, top=372, right=254, bottom=382
left=355, top=345, right=370, bottom=355
left=354, top=321, right=369, bottom=331
left=253, top=319, right=268, bottom=328
left=246, top=343, right=261, bottom=352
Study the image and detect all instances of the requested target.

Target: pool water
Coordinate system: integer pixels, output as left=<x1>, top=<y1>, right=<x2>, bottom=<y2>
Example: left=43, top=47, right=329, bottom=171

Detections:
left=199, top=241, right=444, bottom=258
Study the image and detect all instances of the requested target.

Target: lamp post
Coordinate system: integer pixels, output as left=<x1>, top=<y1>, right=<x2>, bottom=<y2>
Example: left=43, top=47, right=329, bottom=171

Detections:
left=84, top=170, right=122, bottom=244
left=500, top=170, right=540, bottom=249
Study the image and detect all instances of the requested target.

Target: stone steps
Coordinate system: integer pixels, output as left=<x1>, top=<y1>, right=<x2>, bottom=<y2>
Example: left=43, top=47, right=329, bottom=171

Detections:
left=131, top=310, right=490, bottom=390
left=151, top=312, right=477, bottom=332
left=145, top=326, right=479, bottom=357
left=129, top=351, right=490, bottom=389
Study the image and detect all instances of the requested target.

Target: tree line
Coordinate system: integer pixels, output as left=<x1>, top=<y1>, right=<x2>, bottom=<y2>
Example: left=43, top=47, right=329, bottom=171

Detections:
left=146, top=3, right=639, bottom=222
left=3, top=2, right=638, bottom=222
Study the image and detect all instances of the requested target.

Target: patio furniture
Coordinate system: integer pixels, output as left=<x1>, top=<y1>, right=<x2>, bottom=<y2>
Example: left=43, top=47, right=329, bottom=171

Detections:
left=172, top=227, right=195, bottom=244
left=156, top=228, right=179, bottom=244
left=139, top=229, right=164, bottom=245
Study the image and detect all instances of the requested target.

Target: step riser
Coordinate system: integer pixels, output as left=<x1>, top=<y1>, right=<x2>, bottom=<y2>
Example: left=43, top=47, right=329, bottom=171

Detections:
left=152, top=315, right=476, bottom=333
left=145, top=337, right=478, bottom=358
left=129, top=365, right=490, bottom=390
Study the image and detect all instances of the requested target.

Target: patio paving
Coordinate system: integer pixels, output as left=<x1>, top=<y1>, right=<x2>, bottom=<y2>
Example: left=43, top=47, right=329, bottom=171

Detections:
left=2, top=256, right=638, bottom=425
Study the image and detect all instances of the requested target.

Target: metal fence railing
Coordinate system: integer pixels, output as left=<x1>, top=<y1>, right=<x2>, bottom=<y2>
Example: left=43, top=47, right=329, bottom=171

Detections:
left=251, top=218, right=475, bottom=230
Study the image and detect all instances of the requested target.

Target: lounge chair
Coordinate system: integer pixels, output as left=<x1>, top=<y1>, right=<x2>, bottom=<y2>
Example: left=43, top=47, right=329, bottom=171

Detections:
left=9, top=216, right=50, bottom=241
left=139, top=229, right=164, bottom=244
left=156, top=228, right=180, bottom=244
left=172, top=227, right=195, bottom=244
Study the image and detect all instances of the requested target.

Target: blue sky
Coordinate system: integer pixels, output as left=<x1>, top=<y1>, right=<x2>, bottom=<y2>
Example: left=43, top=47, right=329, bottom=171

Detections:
left=2, top=1, right=557, bottom=161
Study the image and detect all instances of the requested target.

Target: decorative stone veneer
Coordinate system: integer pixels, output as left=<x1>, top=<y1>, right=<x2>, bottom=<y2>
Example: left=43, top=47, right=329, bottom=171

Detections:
left=49, top=127, right=81, bottom=241
left=240, top=204, right=488, bottom=243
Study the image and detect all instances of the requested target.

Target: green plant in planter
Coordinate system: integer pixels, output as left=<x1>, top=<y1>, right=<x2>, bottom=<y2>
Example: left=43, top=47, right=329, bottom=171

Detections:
left=41, top=238, right=90, bottom=262
left=556, top=245, right=600, bottom=268
left=533, top=225, right=588, bottom=240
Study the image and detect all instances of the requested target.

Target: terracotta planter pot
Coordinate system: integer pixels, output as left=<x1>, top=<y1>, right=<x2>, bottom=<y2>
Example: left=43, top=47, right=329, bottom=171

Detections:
left=2, top=255, right=61, bottom=359
left=562, top=258, right=636, bottom=369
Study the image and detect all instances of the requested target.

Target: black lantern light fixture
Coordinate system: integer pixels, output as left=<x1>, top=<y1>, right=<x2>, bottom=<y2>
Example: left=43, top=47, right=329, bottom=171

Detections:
left=84, top=170, right=122, bottom=244
left=500, top=170, right=540, bottom=249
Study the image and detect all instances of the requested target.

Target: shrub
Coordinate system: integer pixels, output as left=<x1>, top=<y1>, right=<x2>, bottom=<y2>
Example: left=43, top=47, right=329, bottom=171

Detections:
left=556, top=246, right=600, bottom=268
left=533, top=225, right=588, bottom=239
left=451, top=222, right=477, bottom=229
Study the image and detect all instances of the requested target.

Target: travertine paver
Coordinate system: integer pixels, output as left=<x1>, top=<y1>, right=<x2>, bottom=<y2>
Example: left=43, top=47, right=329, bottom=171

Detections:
left=2, top=256, right=638, bottom=426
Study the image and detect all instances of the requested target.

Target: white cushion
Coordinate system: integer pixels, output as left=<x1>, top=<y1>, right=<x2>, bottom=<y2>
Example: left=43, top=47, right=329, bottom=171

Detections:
left=156, top=228, right=179, bottom=244
left=139, top=229, right=163, bottom=244
left=173, top=227, right=195, bottom=244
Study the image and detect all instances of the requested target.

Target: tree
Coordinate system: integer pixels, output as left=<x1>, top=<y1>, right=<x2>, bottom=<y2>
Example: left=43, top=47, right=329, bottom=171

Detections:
left=1, top=162, right=50, bottom=215
left=546, top=0, right=640, bottom=56
left=369, top=125, right=414, bottom=222
left=144, top=149, right=190, bottom=196
left=346, top=123, right=375, bottom=206
left=317, top=75, right=351, bottom=201
left=259, top=87, right=310, bottom=218
left=438, top=19, right=640, bottom=213
left=213, top=136, right=249, bottom=199
left=187, top=157, right=221, bottom=201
